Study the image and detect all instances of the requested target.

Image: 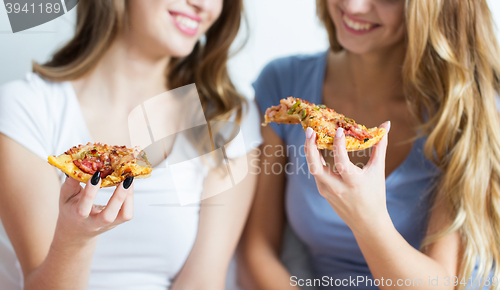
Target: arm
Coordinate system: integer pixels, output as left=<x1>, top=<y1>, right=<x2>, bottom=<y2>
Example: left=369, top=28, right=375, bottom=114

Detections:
left=304, top=124, right=459, bottom=290
left=0, top=134, right=134, bottom=290
left=239, top=126, right=296, bottom=290
left=354, top=196, right=459, bottom=290
left=171, top=149, right=260, bottom=290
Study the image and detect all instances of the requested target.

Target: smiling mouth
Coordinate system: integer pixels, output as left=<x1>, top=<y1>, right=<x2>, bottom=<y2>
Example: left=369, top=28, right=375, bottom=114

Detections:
left=169, top=11, right=201, bottom=36
left=173, top=14, right=199, bottom=29
left=342, top=13, right=380, bottom=32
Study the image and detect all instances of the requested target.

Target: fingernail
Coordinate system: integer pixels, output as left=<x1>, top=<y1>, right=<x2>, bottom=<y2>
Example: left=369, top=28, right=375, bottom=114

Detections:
left=91, top=171, right=101, bottom=186
left=387, top=121, right=391, bottom=133
left=306, top=127, right=314, bottom=139
left=65, top=173, right=69, bottom=178
left=123, top=177, right=134, bottom=190
left=321, top=155, right=326, bottom=166
left=335, top=127, right=344, bottom=138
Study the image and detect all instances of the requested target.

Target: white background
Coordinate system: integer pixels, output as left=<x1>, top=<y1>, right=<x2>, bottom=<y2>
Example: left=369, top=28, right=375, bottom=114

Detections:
left=0, top=0, right=329, bottom=98
left=0, top=0, right=499, bottom=97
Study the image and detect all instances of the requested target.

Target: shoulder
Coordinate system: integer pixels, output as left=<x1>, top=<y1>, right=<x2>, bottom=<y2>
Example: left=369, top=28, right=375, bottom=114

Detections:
left=0, top=72, right=75, bottom=126
left=253, top=51, right=327, bottom=114
left=0, top=72, right=66, bottom=110
left=255, top=51, right=328, bottom=87
left=254, top=51, right=327, bottom=99
left=0, top=73, right=45, bottom=123
left=0, top=73, right=72, bottom=158
left=263, top=51, right=328, bottom=71
left=0, top=72, right=54, bottom=94
left=0, top=74, right=37, bottom=106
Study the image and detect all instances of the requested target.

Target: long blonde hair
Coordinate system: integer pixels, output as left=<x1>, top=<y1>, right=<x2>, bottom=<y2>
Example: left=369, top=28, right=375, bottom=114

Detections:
left=33, top=0, right=245, bottom=125
left=318, top=0, right=500, bottom=288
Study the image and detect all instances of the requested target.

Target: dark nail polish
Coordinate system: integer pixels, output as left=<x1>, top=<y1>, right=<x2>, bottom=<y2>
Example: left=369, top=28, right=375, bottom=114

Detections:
left=65, top=173, right=69, bottom=177
left=123, top=177, right=134, bottom=189
left=91, top=171, right=101, bottom=186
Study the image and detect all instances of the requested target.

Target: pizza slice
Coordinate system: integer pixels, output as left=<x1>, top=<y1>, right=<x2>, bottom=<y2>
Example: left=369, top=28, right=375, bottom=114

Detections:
left=48, top=143, right=153, bottom=188
left=263, top=97, right=386, bottom=151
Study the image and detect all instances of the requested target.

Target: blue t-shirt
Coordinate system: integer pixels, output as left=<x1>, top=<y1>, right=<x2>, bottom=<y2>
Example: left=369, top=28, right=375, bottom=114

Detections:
left=254, top=51, right=443, bottom=289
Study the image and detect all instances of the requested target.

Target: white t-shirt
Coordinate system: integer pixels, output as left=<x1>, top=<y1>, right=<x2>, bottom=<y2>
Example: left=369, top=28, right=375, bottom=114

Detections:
left=0, top=72, right=263, bottom=290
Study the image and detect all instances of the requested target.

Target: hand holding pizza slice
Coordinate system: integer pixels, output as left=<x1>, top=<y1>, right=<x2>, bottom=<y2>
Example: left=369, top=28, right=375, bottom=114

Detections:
left=263, top=96, right=386, bottom=151
left=48, top=143, right=153, bottom=188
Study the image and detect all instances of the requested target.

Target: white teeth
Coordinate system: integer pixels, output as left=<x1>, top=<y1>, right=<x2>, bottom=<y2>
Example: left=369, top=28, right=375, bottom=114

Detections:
left=175, top=15, right=199, bottom=30
left=343, top=15, right=373, bottom=31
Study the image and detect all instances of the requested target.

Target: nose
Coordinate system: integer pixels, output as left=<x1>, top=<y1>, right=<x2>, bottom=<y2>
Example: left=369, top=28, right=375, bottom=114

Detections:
left=343, top=0, right=373, bottom=15
left=186, top=0, right=211, bottom=12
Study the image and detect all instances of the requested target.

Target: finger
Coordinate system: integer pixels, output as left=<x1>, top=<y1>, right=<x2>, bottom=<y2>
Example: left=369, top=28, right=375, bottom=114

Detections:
left=366, top=121, right=391, bottom=169
left=332, top=128, right=353, bottom=177
left=305, top=128, right=343, bottom=185
left=305, top=127, right=326, bottom=177
left=60, top=175, right=83, bottom=203
left=95, top=177, right=134, bottom=226
left=75, top=171, right=101, bottom=218
left=115, top=190, right=134, bottom=224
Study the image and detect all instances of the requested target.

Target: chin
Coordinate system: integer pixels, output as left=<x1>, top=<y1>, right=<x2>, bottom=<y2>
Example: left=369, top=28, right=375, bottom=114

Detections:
left=342, top=46, right=374, bottom=55
left=338, top=42, right=372, bottom=55
left=159, top=40, right=199, bottom=58
left=168, top=47, right=197, bottom=58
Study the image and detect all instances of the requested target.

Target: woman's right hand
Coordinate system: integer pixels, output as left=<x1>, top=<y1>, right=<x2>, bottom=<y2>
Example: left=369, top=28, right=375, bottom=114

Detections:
left=55, top=172, right=134, bottom=246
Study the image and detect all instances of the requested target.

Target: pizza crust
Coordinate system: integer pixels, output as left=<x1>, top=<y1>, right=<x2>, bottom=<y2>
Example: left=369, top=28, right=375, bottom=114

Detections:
left=311, top=126, right=386, bottom=151
left=48, top=149, right=152, bottom=188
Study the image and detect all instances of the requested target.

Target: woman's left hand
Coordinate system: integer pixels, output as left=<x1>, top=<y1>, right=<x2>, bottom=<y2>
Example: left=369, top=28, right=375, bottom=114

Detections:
left=304, top=122, right=392, bottom=236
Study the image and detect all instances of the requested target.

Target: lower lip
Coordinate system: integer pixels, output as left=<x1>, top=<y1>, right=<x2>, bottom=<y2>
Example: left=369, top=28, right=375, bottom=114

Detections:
left=341, top=17, right=379, bottom=35
left=170, top=14, right=199, bottom=37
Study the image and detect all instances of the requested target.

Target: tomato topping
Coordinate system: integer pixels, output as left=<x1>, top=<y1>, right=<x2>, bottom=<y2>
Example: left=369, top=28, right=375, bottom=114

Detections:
left=73, top=153, right=113, bottom=178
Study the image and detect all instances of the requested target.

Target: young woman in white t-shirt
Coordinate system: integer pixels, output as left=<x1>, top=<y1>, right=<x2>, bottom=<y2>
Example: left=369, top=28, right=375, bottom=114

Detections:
left=0, top=1, right=262, bottom=289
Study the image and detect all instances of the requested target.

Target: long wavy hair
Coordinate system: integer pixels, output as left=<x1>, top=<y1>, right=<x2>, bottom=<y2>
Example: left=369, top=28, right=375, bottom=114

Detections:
left=318, top=0, right=500, bottom=288
left=33, top=0, right=245, bottom=125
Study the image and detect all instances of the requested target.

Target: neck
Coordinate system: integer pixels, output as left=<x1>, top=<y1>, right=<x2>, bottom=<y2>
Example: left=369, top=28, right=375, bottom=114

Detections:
left=72, top=34, right=170, bottom=110
left=329, top=42, right=406, bottom=104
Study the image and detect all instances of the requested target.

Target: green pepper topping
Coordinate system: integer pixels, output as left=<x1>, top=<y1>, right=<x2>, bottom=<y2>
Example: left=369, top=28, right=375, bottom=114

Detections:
left=318, top=104, right=326, bottom=109
left=301, top=109, right=307, bottom=120
left=287, top=101, right=301, bottom=115
left=314, top=107, right=320, bottom=111
left=344, top=117, right=354, bottom=125
left=83, top=147, right=99, bottom=158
